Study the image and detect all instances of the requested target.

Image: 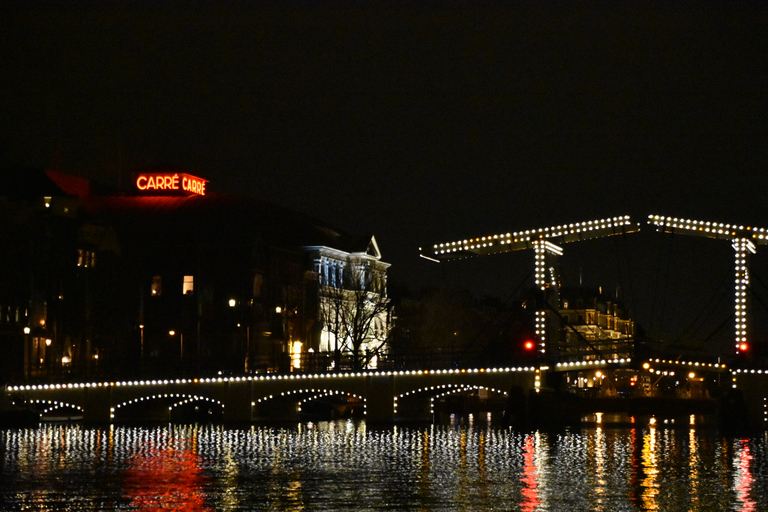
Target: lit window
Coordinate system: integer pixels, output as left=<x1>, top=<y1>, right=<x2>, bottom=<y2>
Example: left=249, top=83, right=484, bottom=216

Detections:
left=77, top=249, right=96, bottom=267
left=291, top=341, right=303, bottom=369
left=183, top=275, right=194, bottom=295
left=151, top=276, right=162, bottom=296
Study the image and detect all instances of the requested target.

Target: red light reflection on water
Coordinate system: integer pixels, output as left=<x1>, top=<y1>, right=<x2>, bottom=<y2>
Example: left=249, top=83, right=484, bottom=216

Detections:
left=123, top=442, right=212, bottom=512
left=520, top=435, right=541, bottom=512
left=735, top=439, right=756, bottom=512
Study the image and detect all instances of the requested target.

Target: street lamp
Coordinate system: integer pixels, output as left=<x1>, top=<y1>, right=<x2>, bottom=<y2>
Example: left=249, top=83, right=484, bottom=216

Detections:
left=139, top=324, right=145, bottom=360
left=23, top=327, right=31, bottom=381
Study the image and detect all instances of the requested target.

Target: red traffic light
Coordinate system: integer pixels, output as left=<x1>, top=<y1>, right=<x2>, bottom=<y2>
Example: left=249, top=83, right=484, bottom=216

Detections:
left=523, top=340, right=536, bottom=351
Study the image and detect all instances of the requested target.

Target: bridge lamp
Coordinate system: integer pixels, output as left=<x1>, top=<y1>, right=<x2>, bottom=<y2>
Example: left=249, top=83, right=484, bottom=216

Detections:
left=23, top=327, right=30, bottom=335
left=229, top=299, right=236, bottom=308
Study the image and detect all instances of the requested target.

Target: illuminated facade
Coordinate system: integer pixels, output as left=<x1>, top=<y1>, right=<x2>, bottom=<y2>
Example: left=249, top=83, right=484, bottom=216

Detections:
left=0, top=167, right=390, bottom=382
left=557, top=290, right=635, bottom=362
left=307, top=238, right=391, bottom=369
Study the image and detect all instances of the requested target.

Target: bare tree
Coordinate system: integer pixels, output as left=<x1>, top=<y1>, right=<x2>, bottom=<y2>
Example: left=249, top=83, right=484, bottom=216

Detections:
left=319, top=257, right=391, bottom=371
left=319, top=276, right=347, bottom=370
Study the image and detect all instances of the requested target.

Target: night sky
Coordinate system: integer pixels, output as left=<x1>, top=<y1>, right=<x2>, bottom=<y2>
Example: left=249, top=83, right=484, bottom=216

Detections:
left=2, top=2, right=768, bottom=349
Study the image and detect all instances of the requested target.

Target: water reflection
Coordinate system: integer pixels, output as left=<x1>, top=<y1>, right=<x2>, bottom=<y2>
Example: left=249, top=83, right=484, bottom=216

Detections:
left=734, top=439, right=756, bottom=512
left=641, top=425, right=659, bottom=510
left=520, top=434, right=540, bottom=512
left=0, top=421, right=766, bottom=511
left=122, top=429, right=212, bottom=511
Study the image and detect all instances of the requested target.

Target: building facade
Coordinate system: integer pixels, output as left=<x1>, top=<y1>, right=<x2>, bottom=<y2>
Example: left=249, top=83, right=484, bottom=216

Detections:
left=556, top=288, right=635, bottom=362
left=0, top=167, right=391, bottom=383
left=307, top=238, right=391, bottom=370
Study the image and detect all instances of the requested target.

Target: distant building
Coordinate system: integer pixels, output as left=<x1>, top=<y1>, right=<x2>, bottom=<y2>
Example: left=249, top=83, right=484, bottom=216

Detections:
left=0, top=166, right=391, bottom=382
left=556, top=288, right=635, bottom=361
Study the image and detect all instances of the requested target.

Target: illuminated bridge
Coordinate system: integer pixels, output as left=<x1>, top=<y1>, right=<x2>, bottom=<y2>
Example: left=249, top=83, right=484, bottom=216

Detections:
left=4, top=367, right=537, bottom=424
left=416, top=212, right=768, bottom=427
left=6, top=359, right=768, bottom=427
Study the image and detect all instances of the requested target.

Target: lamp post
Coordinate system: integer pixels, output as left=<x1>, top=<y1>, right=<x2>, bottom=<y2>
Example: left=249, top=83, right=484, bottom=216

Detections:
left=170, top=330, right=183, bottom=358
left=139, top=324, right=145, bottom=361
left=23, top=327, right=31, bottom=381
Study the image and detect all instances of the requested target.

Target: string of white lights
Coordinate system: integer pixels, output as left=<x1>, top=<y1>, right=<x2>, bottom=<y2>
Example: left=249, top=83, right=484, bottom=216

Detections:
left=431, top=215, right=634, bottom=255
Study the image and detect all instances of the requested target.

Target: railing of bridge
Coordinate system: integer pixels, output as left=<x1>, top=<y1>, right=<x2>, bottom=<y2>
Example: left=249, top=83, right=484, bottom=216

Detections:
left=5, top=365, right=539, bottom=394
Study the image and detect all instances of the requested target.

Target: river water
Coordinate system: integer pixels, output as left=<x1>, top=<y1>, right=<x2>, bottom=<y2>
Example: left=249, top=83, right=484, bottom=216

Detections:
left=1, top=419, right=766, bottom=511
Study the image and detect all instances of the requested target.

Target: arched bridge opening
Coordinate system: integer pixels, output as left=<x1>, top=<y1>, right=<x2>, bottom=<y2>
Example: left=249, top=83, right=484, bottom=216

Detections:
left=253, top=387, right=366, bottom=422
left=28, top=399, right=84, bottom=422
left=394, top=384, right=510, bottom=423
left=111, top=393, right=225, bottom=423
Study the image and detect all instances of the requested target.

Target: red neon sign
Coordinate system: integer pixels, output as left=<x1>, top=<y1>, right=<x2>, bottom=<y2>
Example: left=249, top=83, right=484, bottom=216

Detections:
left=136, top=173, right=208, bottom=196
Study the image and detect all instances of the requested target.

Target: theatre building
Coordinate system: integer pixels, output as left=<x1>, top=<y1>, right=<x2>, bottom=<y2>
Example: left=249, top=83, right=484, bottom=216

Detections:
left=0, top=167, right=391, bottom=383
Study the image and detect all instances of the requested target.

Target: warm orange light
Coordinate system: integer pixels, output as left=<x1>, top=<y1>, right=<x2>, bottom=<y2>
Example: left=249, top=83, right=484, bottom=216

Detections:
left=739, top=343, right=749, bottom=352
left=523, top=340, right=535, bottom=351
left=135, top=173, right=207, bottom=196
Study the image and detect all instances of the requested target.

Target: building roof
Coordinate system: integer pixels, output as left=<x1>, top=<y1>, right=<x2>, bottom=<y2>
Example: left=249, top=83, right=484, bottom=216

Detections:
left=82, top=192, right=367, bottom=252
left=4, top=166, right=373, bottom=256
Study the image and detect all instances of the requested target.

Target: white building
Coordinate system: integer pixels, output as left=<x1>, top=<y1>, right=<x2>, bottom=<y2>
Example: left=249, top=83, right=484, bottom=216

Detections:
left=305, top=236, right=391, bottom=369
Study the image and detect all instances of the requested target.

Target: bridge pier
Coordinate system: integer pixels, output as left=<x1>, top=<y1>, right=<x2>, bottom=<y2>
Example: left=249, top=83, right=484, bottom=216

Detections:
left=730, top=371, right=768, bottom=429
left=224, top=380, right=253, bottom=423
left=254, top=398, right=301, bottom=422
left=82, top=386, right=112, bottom=423
left=365, top=374, right=395, bottom=424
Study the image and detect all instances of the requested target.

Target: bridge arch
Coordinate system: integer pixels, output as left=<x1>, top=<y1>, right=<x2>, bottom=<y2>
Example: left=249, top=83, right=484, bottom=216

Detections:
left=28, top=399, right=84, bottom=420
left=253, top=387, right=367, bottom=421
left=394, top=384, right=509, bottom=421
left=111, top=393, right=225, bottom=422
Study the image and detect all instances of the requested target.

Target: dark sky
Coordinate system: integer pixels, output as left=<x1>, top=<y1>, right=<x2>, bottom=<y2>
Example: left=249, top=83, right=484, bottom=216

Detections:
left=2, top=2, right=768, bottom=348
